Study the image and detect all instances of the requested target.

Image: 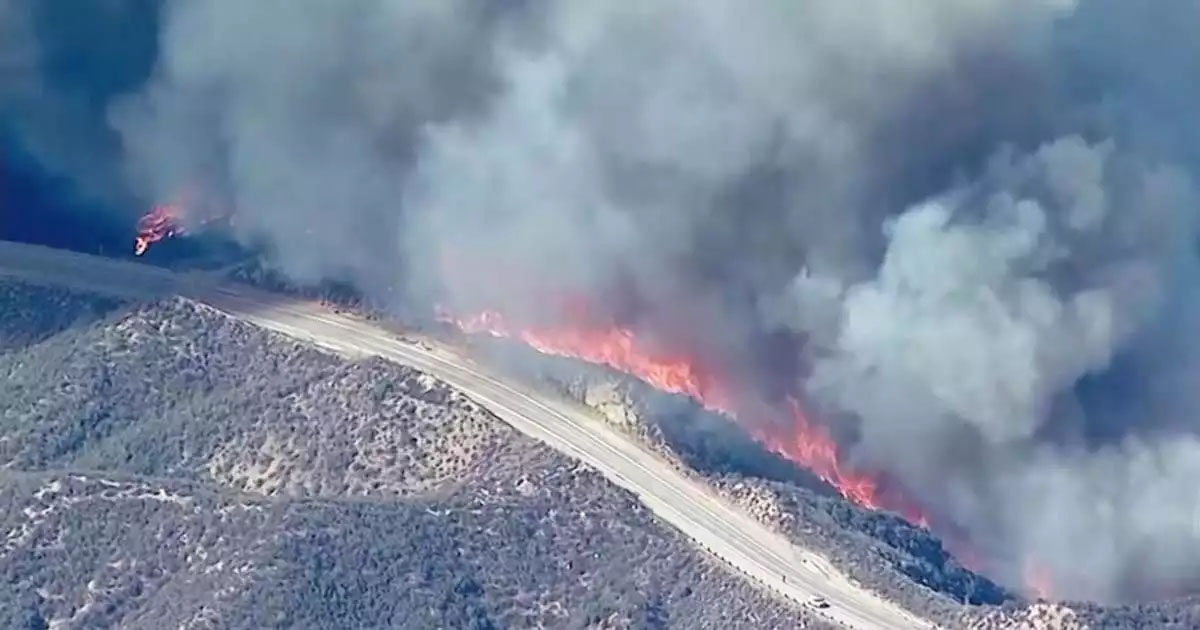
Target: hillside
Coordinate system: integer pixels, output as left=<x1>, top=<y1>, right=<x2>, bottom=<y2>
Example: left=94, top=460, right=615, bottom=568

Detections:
left=460, top=342, right=1005, bottom=626
left=467, top=338, right=1200, bottom=630
left=0, top=280, right=827, bottom=630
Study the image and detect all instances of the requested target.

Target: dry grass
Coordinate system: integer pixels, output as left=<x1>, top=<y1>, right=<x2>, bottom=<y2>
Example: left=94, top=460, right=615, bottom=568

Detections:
left=0, top=279, right=836, bottom=630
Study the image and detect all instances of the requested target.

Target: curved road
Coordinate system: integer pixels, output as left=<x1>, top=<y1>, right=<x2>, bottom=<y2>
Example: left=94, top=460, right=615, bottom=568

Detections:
left=0, top=240, right=935, bottom=630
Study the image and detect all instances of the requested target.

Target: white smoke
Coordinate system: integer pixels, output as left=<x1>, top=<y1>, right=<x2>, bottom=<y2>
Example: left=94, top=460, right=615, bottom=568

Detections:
left=813, top=136, right=1181, bottom=446
left=5, top=0, right=1200, bottom=603
left=111, top=0, right=1200, bottom=602
left=807, top=135, right=1199, bottom=599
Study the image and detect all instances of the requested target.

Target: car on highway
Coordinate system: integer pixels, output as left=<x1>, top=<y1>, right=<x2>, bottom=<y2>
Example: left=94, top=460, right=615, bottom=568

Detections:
left=808, top=596, right=830, bottom=609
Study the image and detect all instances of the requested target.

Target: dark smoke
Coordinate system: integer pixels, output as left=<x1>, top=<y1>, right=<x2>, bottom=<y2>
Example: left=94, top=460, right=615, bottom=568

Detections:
left=3, top=0, right=1200, bottom=603
left=0, top=0, right=160, bottom=251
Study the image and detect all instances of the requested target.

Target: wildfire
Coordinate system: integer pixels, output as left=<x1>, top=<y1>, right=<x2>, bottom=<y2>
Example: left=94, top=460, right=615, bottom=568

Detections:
left=440, top=306, right=929, bottom=525
left=134, top=203, right=186, bottom=256
left=1023, top=560, right=1055, bottom=600
left=763, top=397, right=928, bottom=524
left=447, top=308, right=735, bottom=409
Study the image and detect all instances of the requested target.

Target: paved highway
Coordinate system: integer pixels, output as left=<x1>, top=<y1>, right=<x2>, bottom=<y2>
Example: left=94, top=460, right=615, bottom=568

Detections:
left=0, top=240, right=935, bottom=630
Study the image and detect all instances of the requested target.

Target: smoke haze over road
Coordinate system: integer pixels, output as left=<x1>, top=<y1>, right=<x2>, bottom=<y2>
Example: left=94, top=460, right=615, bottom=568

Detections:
left=4, top=0, right=1200, bottom=602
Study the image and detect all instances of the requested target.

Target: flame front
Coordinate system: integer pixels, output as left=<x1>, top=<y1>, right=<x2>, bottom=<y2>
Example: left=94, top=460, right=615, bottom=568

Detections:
left=448, top=308, right=734, bottom=409
left=133, top=203, right=186, bottom=256
left=441, top=306, right=928, bottom=525
left=1023, top=559, right=1055, bottom=600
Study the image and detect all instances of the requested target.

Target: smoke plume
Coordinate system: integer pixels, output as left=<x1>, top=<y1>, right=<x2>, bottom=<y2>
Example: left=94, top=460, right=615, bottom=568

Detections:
left=4, top=0, right=1200, bottom=602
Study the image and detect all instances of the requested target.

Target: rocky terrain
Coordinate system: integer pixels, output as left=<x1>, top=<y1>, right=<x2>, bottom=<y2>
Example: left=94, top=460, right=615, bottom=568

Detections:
left=0, top=280, right=830, bottom=630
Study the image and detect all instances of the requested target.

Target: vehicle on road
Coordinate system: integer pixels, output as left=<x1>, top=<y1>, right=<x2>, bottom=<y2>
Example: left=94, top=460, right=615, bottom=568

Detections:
left=809, top=596, right=831, bottom=609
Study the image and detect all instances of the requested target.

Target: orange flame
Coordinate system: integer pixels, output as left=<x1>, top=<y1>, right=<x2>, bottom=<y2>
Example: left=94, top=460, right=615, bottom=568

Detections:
left=447, top=308, right=735, bottom=408
left=440, top=306, right=929, bottom=525
left=762, top=396, right=927, bottom=524
left=1023, top=559, right=1055, bottom=600
left=134, top=203, right=186, bottom=256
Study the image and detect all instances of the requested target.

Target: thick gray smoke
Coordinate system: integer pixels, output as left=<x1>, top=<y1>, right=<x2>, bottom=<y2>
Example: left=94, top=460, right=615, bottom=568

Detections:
left=805, top=136, right=1200, bottom=599
left=0, top=0, right=158, bottom=207
left=5, top=0, right=1200, bottom=603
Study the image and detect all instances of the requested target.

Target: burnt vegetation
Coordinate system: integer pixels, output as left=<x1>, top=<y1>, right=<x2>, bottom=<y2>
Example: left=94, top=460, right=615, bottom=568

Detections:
left=0, top=279, right=830, bottom=630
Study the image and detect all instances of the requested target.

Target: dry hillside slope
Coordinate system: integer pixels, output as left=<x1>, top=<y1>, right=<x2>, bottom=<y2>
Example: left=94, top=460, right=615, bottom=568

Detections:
left=0, top=280, right=828, bottom=630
